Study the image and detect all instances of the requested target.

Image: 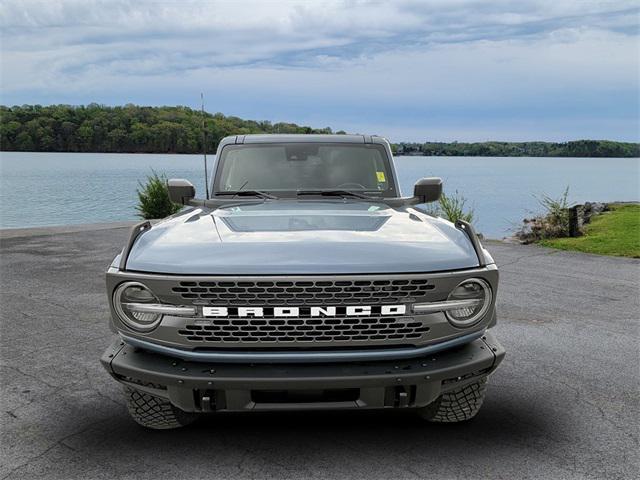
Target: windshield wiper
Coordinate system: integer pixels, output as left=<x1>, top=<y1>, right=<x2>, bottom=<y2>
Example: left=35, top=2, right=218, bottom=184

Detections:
left=216, top=190, right=277, bottom=199
left=297, top=190, right=373, bottom=200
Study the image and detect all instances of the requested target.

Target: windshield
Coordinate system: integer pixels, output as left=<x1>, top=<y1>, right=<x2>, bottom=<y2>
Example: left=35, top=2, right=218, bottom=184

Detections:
left=213, top=143, right=396, bottom=197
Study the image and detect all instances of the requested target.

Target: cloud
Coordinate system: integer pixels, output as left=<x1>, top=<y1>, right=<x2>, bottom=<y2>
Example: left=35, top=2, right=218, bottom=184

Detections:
left=1, top=0, right=638, bottom=141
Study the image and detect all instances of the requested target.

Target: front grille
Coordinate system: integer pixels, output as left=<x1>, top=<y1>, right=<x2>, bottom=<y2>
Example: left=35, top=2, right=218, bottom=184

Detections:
left=161, top=275, right=446, bottom=348
left=178, top=315, right=429, bottom=344
left=172, top=279, right=434, bottom=305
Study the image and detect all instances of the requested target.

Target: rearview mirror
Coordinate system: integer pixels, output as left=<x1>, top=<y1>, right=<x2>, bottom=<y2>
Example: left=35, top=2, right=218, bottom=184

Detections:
left=413, top=177, right=442, bottom=203
left=168, top=179, right=196, bottom=205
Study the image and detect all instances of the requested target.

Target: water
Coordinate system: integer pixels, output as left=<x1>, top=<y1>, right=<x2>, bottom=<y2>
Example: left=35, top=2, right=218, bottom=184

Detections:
left=1, top=152, right=638, bottom=238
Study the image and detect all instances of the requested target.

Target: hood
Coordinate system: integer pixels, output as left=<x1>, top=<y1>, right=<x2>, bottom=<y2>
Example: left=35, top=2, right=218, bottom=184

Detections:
left=125, top=200, right=480, bottom=274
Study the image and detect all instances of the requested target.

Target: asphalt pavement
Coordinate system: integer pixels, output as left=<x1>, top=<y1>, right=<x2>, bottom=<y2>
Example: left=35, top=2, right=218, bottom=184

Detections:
left=1, top=224, right=638, bottom=480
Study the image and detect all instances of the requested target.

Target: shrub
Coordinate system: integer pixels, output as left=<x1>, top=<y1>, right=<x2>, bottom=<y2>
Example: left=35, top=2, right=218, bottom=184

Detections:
left=136, top=171, right=182, bottom=219
left=425, top=190, right=475, bottom=224
left=534, top=186, right=570, bottom=237
left=515, top=186, right=572, bottom=242
left=439, top=190, right=474, bottom=224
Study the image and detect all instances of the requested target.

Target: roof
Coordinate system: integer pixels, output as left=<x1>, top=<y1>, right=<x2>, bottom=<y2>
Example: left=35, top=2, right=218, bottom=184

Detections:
left=218, top=134, right=389, bottom=146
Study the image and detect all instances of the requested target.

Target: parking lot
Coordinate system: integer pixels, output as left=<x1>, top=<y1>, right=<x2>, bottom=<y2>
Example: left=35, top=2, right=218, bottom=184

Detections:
left=1, top=224, right=638, bottom=479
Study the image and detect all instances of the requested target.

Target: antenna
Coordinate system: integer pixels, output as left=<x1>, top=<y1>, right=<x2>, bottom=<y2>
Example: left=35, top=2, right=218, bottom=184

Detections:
left=201, top=92, right=210, bottom=199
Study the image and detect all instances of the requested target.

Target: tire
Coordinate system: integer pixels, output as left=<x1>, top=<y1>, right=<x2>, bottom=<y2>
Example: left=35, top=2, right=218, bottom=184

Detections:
left=124, top=387, right=197, bottom=430
left=418, top=377, right=487, bottom=423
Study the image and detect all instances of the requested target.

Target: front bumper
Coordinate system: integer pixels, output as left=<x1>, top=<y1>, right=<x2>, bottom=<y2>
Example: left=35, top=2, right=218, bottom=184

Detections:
left=101, top=332, right=505, bottom=412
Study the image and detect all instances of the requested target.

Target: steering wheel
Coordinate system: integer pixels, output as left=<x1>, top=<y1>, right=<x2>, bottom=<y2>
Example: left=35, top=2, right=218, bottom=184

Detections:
left=336, top=182, right=366, bottom=190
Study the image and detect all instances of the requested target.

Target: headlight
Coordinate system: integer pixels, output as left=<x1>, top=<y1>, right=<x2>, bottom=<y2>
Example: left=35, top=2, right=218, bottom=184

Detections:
left=113, top=282, right=163, bottom=332
left=445, top=278, right=492, bottom=328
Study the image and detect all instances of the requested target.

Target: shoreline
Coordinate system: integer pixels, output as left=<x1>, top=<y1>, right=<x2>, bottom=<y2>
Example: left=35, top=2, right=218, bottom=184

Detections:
left=4, top=221, right=637, bottom=263
left=2, top=201, right=638, bottom=241
left=0, top=220, right=517, bottom=242
left=1, top=150, right=639, bottom=159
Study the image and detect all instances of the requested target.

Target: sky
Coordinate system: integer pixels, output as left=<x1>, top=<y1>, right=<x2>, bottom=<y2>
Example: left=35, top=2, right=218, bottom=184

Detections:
left=1, top=0, right=639, bottom=142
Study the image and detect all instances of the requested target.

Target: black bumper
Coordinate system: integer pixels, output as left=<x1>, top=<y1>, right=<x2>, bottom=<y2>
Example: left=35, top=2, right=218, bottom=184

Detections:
left=101, top=332, right=505, bottom=412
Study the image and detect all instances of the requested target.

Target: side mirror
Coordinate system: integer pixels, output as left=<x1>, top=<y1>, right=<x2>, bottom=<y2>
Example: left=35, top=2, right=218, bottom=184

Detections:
left=168, top=179, right=196, bottom=205
left=413, top=177, right=442, bottom=203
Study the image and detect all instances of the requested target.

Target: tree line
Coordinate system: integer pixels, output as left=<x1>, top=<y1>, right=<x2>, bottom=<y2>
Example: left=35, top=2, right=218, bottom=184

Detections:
left=393, top=140, right=639, bottom=158
left=1, top=104, right=638, bottom=157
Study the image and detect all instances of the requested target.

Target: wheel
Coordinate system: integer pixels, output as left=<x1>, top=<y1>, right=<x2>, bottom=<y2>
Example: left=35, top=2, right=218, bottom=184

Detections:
left=417, top=377, right=487, bottom=423
left=124, top=387, right=198, bottom=429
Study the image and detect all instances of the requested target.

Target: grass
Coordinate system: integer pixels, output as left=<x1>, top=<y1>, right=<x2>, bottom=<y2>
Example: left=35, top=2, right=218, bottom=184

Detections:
left=539, top=204, right=640, bottom=258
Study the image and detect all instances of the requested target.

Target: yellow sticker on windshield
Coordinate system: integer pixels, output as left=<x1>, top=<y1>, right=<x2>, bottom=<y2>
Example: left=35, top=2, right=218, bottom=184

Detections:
left=376, top=171, right=386, bottom=182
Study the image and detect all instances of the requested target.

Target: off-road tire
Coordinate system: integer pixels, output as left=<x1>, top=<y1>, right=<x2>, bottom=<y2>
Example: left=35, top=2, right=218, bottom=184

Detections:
left=418, top=377, right=487, bottom=423
left=124, top=387, right=197, bottom=429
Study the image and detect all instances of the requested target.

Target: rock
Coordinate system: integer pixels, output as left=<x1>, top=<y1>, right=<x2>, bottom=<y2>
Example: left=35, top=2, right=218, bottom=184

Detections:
left=582, top=202, right=608, bottom=224
left=515, top=201, right=611, bottom=241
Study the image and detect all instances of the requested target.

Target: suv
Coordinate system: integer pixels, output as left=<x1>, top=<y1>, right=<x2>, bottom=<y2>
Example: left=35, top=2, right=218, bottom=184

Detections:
left=101, top=134, right=504, bottom=429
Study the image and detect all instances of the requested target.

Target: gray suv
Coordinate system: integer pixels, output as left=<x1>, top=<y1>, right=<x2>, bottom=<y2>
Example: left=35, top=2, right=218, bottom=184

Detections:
left=101, top=134, right=505, bottom=429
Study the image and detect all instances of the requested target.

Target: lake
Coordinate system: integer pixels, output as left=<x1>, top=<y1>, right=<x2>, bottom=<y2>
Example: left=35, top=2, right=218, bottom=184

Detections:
left=1, top=152, right=638, bottom=238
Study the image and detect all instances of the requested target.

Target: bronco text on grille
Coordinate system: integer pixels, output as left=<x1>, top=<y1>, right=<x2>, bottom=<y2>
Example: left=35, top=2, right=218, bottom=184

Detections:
left=179, top=305, right=428, bottom=344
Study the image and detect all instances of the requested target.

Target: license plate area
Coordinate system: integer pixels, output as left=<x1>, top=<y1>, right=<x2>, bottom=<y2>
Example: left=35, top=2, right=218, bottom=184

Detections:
left=251, top=388, right=360, bottom=404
